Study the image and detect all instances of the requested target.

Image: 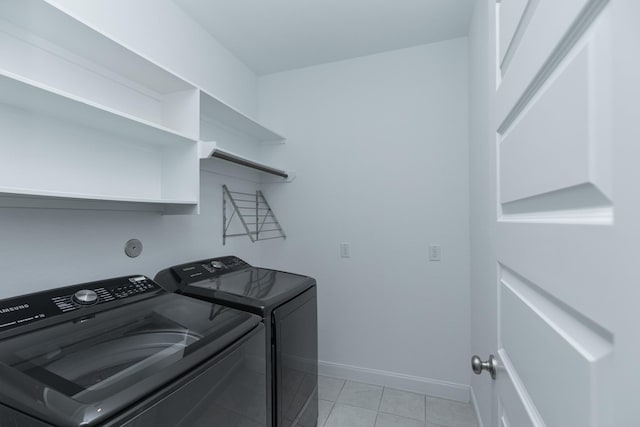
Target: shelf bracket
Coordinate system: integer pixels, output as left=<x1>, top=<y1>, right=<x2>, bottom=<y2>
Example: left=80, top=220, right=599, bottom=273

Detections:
left=222, top=185, right=286, bottom=245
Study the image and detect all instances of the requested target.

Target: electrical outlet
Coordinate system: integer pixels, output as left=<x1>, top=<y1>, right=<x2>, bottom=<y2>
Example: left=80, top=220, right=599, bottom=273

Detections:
left=340, top=242, right=351, bottom=258
left=429, top=244, right=441, bottom=261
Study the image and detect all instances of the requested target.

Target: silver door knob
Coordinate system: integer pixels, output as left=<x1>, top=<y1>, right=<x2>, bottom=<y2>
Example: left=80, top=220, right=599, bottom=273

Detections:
left=471, top=354, right=497, bottom=379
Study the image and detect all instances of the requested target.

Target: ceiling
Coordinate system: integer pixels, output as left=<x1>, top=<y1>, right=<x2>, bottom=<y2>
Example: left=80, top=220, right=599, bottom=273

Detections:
left=172, top=0, right=475, bottom=76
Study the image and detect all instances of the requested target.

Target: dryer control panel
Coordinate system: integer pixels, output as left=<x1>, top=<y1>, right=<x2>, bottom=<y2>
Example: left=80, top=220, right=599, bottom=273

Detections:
left=0, top=275, right=161, bottom=333
left=171, top=256, right=250, bottom=284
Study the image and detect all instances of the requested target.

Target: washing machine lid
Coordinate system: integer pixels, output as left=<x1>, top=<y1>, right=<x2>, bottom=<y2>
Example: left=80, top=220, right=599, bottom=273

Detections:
left=0, top=288, right=259, bottom=427
left=157, top=257, right=315, bottom=315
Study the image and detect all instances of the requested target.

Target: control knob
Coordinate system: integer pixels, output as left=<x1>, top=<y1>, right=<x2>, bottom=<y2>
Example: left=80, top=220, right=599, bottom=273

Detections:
left=73, top=289, right=98, bottom=305
left=211, top=261, right=225, bottom=269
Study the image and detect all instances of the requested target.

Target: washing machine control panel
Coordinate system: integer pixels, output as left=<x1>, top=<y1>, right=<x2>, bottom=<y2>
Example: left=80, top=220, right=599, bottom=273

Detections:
left=0, top=275, right=161, bottom=333
left=171, top=256, right=250, bottom=284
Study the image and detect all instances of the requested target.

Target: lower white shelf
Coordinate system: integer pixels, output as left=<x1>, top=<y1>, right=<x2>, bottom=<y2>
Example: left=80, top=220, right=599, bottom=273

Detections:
left=0, top=75, right=201, bottom=215
left=0, top=187, right=198, bottom=214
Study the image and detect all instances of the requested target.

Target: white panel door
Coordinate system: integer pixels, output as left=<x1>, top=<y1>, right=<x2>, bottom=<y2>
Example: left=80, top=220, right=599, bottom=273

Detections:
left=479, top=0, right=640, bottom=426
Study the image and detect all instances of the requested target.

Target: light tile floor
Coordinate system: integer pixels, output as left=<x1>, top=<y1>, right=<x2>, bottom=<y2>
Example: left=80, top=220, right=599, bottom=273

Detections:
left=318, top=376, right=478, bottom=427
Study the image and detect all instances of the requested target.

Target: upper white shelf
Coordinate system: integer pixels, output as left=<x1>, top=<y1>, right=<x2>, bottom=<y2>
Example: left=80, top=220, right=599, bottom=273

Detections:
left=0, top=0, right=192, bottom=96
left=0, top=0, right=285, bottom=143
left=200, top=90, right=285, bottom=142
left=0, top=69, right=196, bottom=147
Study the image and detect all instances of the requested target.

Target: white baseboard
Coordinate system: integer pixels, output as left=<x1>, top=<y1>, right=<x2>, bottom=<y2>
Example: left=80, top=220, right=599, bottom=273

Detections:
left=318, top=360, right=471, bottom=403
left=470, top=386, right=485, bottom=427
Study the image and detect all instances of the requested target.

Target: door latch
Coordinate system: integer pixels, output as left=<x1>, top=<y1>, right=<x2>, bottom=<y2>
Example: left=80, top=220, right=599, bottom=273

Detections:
left=471, top=354, right=497, bottom=379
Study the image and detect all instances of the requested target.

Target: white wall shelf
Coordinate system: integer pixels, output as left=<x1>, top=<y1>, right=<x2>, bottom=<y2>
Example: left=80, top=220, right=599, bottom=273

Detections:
left=0, top=70, right=197, bottom=147
left=0, top=187, right=198, bottom=214
left=0, top=0, right=200, bottom=138
left=0, top=66, right=199, bottom=214
left=0, top=0, right=289, bottom=213
left=0, top=0, right=192, bottom=94
left=200, top=90, right=285, bottom=142
left=199, top=92, right=289, bottom=183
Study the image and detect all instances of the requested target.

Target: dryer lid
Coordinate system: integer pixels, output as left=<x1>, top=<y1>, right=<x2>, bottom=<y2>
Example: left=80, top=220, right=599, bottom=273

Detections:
left=156, top=257, right=315, bottom=314
left=184, top=267, right=315, bottom=314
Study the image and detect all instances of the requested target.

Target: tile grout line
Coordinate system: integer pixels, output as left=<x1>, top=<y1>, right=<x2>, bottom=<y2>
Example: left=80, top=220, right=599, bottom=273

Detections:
left=322, top=376, right=347, bottom=427
left=423, top=396, right=429, bottom=426
left=376, top=387, right=430, bottom=424
left=321, top=400, right=334, bottom=427
left=335, top=378, right=347, bottom=404
left=372, top=385, right=385, bottom=427
left=325, top=402, right=380, bottom=427
left=373, top=410, right=380, bottom=427
left=320, top=399, right=328, bottom=427
left=377, top=386, right=385, bottom=412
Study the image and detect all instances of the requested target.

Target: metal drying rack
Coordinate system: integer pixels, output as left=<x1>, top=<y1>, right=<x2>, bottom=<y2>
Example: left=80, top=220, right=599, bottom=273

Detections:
left=222, top=185, right=286, bottom=245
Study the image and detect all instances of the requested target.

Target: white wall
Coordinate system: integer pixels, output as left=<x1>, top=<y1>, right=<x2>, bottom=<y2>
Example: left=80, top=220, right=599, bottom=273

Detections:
left=258, top=39, right=471, bottom=399
left=468, top=1, right=496, bottom=425
left=0, top=1, right=262, bottom=296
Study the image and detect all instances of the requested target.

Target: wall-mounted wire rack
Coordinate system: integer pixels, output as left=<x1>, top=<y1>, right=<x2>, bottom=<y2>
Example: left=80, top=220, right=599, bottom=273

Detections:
left=222, top=185, right=286, bottom=244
